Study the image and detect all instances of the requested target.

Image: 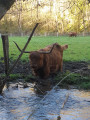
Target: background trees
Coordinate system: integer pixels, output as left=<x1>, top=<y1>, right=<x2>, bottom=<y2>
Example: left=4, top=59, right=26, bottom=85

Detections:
left=0, top=0, right=90, bottom=35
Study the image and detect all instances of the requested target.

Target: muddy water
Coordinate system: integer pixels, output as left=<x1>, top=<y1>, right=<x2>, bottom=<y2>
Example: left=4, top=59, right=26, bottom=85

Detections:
left=0, top=82, right=90, bottom=120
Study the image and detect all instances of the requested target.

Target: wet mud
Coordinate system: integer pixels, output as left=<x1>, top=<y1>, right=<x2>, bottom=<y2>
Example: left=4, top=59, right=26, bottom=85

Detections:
left=0, top=60, right=90, bottom=76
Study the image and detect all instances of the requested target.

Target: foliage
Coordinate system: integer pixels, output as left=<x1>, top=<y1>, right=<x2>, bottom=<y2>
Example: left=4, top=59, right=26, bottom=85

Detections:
left=0, top=0, right=89, bottom=34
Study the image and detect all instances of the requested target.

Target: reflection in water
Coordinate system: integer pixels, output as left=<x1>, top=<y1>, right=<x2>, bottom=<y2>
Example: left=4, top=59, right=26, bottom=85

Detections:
left=34, top=79, right=52, bottom=95
left=0, top=82, right=90, bottom=120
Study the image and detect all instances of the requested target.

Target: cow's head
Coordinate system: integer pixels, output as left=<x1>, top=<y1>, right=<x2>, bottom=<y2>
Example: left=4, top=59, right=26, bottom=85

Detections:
left=29, top=52, right=44, bottom=70
left=54, top=43, right=68, bottom=51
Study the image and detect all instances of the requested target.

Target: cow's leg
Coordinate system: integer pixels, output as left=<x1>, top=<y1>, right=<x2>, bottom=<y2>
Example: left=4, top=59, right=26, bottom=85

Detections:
left=43, top=66, right=50, bottom=78
left=60, top=58, right=63, bottom=72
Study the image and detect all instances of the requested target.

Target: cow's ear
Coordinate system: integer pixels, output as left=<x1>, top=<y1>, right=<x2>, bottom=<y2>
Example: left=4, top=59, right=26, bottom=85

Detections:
left=62, top=45, right=68, bottom=50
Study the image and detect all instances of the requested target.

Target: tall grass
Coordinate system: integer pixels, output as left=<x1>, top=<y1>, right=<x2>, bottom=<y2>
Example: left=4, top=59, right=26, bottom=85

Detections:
left=0, top=36, right=90, bottom=61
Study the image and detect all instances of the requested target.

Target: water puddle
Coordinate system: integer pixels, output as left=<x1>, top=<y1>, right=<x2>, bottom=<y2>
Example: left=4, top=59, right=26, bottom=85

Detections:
left=0, top=82, right=90, bottom=120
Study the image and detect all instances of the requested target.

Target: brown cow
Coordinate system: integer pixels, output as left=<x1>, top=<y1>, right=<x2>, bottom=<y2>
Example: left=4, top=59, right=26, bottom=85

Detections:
left=14, top=42, right=68, bottom=78
left=69, top=32, right=77, bottom=37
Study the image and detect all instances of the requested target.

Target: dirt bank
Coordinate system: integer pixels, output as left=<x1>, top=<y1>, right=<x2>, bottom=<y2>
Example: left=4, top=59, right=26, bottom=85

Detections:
left=0, top=60, right=90, bottom=76
left=0, top=60, right=90, bottom=90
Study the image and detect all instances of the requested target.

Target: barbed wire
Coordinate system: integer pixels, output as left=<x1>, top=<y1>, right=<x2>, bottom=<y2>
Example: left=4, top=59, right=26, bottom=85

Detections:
left=27, top=66, right=88, bottom=120
left=0, top=0, right=89, bottom=119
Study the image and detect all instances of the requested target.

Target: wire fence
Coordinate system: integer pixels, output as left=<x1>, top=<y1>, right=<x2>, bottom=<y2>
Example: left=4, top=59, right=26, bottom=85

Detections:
left=27, top=66, right=89, bottom=120
left=0, top=0, right=90, bottom=120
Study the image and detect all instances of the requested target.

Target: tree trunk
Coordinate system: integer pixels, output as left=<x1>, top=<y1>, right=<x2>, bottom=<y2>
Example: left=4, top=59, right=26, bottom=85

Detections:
left=0, top=0, right=15, bottom=20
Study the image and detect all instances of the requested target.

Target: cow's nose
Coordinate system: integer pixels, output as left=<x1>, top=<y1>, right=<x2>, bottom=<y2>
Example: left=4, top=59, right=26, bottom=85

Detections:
left=31, top=65, right=37, bottom=69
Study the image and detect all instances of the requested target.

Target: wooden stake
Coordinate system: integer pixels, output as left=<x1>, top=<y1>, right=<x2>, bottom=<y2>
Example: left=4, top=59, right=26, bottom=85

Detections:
left=1, top=35, right=9, bottom=75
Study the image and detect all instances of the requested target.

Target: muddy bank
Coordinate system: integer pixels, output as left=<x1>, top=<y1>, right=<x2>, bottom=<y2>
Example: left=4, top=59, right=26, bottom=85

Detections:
left=0, top=60, right=90, bottom=90
left=0, top=60, right=90, bottom=76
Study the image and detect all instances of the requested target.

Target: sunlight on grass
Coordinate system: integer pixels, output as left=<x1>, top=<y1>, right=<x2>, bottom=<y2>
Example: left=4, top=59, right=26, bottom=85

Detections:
left=0, top=36, right=90, bottom=61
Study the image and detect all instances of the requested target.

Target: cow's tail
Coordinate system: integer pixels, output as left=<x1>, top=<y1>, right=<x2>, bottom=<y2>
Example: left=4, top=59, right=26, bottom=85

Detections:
left=62, top=44, right=68, bottom=50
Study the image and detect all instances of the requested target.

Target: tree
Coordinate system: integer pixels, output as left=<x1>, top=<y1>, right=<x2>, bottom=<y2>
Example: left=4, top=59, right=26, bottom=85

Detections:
left=0, top=0, right=90, bottom=35
left=0, top=0, right=15, bottom=20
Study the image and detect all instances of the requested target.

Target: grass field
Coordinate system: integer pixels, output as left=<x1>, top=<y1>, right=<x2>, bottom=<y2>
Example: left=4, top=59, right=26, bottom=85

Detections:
left=0, top=36, right=90, bottom=89
left=0, top=36, right=90, bottom=61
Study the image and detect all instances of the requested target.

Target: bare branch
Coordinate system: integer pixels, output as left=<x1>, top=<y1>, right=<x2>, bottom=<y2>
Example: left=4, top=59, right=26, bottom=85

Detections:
left=13, top=41, right=56, bottom=54
left=7, top=23, right=39, bottom=75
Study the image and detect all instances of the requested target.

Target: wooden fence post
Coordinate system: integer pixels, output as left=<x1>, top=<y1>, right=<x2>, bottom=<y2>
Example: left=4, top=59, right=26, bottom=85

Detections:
left=1, top=35, right=9, bottom=75
left=0, top=24, right=38, bottom=94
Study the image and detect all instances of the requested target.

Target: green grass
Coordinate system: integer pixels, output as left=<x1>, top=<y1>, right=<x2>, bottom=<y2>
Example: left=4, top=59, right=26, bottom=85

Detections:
left=0, top=72, right=90, bottom=89
left=54, top=72, right=90, bottom=90
left=0, top=36, right=90, bottom=61
left=0, top=36, right=90, bottom=90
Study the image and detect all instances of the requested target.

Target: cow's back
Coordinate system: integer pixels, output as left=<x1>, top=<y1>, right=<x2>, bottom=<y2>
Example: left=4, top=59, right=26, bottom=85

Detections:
left=45, top=47, right=62, bottom=73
